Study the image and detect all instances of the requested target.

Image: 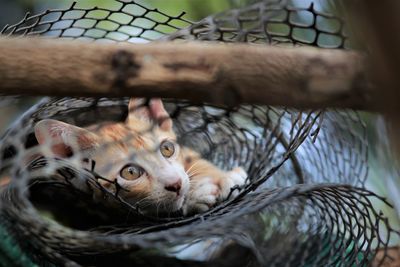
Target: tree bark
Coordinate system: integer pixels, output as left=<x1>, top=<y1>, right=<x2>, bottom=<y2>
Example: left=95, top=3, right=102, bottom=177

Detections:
left=0, top=36, right=372, bottom=109
left=345, top=0, right=400, bottom=157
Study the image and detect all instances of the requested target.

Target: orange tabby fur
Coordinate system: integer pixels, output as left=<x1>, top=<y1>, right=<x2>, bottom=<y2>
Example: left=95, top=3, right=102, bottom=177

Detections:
left=34, top=98, right=247, bottom=215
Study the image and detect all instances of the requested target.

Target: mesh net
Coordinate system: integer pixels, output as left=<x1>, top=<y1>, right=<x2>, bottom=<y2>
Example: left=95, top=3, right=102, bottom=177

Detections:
left=0, top=0, right=398, bottom=266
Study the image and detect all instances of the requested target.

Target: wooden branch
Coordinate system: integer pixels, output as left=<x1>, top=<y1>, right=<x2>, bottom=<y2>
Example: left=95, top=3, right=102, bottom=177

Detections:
left=359, top=0, right=400, bottom=156
left=0, top=37, right=372, bottom=109
left=342, top=1, right=400, bottom=156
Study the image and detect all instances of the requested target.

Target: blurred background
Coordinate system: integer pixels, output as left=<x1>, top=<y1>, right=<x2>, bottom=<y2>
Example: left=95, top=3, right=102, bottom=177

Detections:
left=0, top=0, right=399, bottom=233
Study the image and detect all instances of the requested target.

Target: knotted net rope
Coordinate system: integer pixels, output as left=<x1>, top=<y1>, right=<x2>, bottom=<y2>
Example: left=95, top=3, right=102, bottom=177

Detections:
left=0, top=0, right=398, bottom=266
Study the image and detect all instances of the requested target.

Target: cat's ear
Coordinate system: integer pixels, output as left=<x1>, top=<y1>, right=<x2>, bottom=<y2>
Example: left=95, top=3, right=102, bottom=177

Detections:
left=149, top=99, right=173, bottom=131
left=34, top=119, right=98, bottom=157
left=127, top=98, right=172, bottom=131
left=127, top=98, right=150, bottom=124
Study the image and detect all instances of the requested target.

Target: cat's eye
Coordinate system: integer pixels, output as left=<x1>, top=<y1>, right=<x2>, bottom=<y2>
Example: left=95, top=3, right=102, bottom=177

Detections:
left=160, top=140, right=175, bottom=158
left=120, top=164, right=144, bottom=180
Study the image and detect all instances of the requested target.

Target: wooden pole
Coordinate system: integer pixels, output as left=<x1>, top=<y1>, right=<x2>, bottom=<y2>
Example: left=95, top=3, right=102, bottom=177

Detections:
left=0, top=36, right=371, bottom=109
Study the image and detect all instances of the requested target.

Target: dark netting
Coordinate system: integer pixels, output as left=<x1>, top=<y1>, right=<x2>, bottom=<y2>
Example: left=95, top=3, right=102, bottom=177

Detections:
left=1, top=0, right=192, bottom=43
left=0, top=0, right=398, bottom=266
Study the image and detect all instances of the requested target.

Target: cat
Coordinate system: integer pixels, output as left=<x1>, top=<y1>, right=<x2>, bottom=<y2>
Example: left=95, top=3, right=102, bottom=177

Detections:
left=34, top=98, right=247, bottom=215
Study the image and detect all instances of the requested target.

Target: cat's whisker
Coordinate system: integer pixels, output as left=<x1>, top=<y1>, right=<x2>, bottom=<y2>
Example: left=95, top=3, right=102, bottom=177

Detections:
left=155, top=197, right=162, bottom=217
left=185, top=162, right=210, bottom=177
left=135, top=196, right=150, bottom=204
left=187, top=168, right=207, bottom=176
left=134, top=196, right=152, bottom=207
left=186, top=165, right=210, bottom=178
left=140, top=202, right=153, bottom=210
left=188, top=170, right=207, bottom=179
left=187, top=168, right=206, bottom=177
left=162, top=201, right=168, bottom=217
left=185, top=161, right=201, bottom=175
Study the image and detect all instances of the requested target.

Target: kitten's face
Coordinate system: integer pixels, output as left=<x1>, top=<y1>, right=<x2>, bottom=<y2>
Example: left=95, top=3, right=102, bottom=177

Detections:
left=34, top=99, right=190, bottom=214
left=88, top=122, right=190, bottom=213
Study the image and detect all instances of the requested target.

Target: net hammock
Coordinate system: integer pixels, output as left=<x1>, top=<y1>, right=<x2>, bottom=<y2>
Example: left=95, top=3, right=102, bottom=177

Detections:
left=0, top=0, right=398, bottom=266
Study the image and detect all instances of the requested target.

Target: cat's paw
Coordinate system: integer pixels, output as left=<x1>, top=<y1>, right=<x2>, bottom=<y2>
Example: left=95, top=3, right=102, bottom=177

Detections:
left=182, top=167, right=247, bottom=215
left=219, top=167, right=247, bottom=200
left=183, top=177, right=219, bottom=215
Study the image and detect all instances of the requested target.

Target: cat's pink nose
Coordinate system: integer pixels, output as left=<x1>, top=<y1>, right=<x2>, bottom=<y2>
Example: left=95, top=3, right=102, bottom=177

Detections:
left=164, top=180, right=182, bottom=195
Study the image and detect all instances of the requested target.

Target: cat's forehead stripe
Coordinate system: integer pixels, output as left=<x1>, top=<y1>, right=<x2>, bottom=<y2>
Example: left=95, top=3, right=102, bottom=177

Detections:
left=95, top=123, right=150, bottom=150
